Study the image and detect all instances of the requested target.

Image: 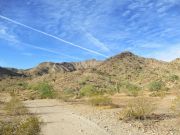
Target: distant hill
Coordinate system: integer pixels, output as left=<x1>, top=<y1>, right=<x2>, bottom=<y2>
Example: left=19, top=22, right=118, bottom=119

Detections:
left=0, top=52, right=179, bottom=86
left=20, top=51, right=178, bottom=92
left=23, top=59, right=101, bottom=76
left=170, top=58, right=180, bottom=70
left=95, top=51, right=171, bottom=83
left=0, top=67, right=24, bottom=78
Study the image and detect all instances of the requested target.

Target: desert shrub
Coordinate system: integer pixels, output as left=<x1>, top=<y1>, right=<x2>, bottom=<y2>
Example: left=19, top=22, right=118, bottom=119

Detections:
left=58, top=88, right=78, bottom=102
left=150, top=90, right=167, bottom=98
left=89, top=96, right=112, bottom=106
left=148, top=81, right=164, bottom=91
left=79, top=76, right=90, bottom=85
left=168, top=75, right=179, bottom=82
left=63, top=88, right=77, bottom=96
left=17, top=82, right=29, bottom=89
left=5, top=97, right=28, bottom=115
left=80, top=84, right=97, bottom=97
left=119, top=97, right=155, bottom=120
left=30, top=81, right=55, bottom=99
left=0, top=119, right=19, bottom=135
left=125, top=83, right=141, bottom=96
left=0, top=116, right=40, bottom=135
left=16, top=117, right=40, bottom=135
left=102, top=85, right=119, bottom=95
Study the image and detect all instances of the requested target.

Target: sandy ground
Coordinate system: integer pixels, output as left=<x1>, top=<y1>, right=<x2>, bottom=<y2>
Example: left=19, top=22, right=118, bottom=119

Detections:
left=24, top=99, right=109, bottom=135
left=24, top=95, right=180, bottom=135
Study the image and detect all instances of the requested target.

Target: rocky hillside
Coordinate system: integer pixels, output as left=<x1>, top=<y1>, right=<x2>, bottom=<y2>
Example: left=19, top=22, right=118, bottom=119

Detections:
left=170, top=58, right=180, bottom=70
left=26, top=52, right=178, bottom=92
left=23, top=59, right=101, bottom=76
left=95, top=51, right=171, bottom=83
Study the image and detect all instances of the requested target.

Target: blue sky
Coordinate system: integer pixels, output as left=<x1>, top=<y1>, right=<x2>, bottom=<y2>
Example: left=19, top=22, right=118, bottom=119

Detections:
left=0, top=0, right=180, bottom=69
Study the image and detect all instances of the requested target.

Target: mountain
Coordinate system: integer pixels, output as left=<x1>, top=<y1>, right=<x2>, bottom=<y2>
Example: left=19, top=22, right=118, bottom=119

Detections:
left=23, top=59, right=101, bottom=76
left=92, top=52, right=170, bottom=83
left=28, top=51, right=178, bottom=92
left=170, top=58, right=180, bottom=70
left=0, top=52, right=179, bottom=84
left=0, top=67, right=24, bottom=78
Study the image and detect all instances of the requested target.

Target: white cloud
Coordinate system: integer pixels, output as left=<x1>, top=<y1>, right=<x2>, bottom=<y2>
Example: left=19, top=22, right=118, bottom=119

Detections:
left=21, top=52, right=34, bottom=56
left=0, top=25, right=23, bottom=49
left=148, top=45, right=180, bottom=61
left=122, top=10, right=131, bottom=17
left=139, top=43, right=163, bottom=49
left=0, top=26, right=17, bottom=43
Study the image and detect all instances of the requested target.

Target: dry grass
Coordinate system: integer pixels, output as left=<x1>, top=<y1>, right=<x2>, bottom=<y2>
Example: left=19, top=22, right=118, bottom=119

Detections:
left=0, top=96, right=41, bottom=135
left=119, top=97, right=156, bottom=120
left=89, top=96, right=112, bottom=106
left=0, top=116, right=40, bottom=135
left=171, top=95, right=180, bottom=115
left=149, top=91, right=167, bottom=98
left=5, top=97, right=28, bottom=115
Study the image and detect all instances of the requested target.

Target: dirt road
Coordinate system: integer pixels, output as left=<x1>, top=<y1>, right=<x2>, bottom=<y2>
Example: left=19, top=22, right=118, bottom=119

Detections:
left=24, top=99, right=109, bottom=135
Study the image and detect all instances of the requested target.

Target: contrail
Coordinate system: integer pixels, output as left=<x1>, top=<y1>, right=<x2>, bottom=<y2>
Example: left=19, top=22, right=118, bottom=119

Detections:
left=0, top=15, right=108, bottom=58
left=0, top=36, right=82, bottom=61
left=25, top=43, right=82, bottom=61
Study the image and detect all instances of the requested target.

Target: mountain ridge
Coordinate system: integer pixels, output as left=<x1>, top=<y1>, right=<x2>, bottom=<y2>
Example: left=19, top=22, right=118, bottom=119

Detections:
left=0, top=51, right=179, bottom=78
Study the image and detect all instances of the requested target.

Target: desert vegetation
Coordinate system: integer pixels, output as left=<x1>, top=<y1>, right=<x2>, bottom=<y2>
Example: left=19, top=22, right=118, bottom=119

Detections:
left=89, top=95, right=112, bottom=106
left=5, top=97, right=28, bottom=115
left=119, top=97, right=156, bottom=120
left=0, top=52, right=180, bottom=134
left=0, top=96, right=40, bottom=135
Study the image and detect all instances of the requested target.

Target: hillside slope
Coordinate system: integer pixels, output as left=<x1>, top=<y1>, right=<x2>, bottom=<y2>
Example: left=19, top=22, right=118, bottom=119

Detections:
left=24, top=59, right=101, bottom=76
left=27, top=52, right=179, bottom=92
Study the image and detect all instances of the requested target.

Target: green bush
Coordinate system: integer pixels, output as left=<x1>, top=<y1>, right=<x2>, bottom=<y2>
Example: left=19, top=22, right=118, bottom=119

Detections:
left=17, top=82, right=28, bottom=89
left=31, top=82, right=55, bottom=99
left=80, top=85, right=97, bottom=97
left=169, top=75, right=179, bottom=82
left=148, top=81, right=164, bottom=91
left=125, top=83, right=141, bottom=96
left=89, top=96, right=112, bottom=106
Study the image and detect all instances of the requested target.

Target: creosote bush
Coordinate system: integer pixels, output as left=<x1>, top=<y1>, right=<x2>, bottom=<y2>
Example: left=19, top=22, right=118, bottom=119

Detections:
left=17, top=82, right=29, bottom=89
left=119, top=97, right=155, bottom=120
left=149, top=81, right=169, bottom=97
left=125, top=83, right=141, bottom=97
left=148, top=81, right=164, bottom=91
left=168, top=75, right=179, bottom=82
left=80, top=84, right=97, bottom=97
left=28, top=81, right=55, bottom=99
